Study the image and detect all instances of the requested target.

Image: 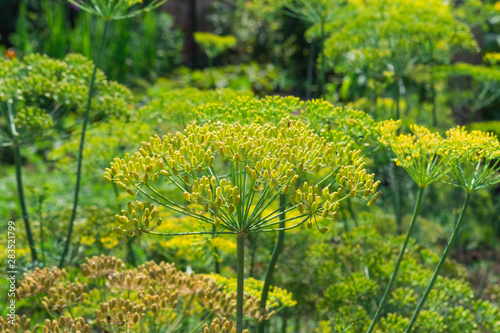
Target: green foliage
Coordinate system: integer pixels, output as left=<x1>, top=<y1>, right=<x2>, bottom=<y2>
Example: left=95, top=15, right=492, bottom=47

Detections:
left=324, top=0, right=477, bottom=77
left=311, top=225, right=500, bottom=332
left=468, top=120, right=500, bottom=138
left=194, top=32, right=237, bottom=62
left=157, top=63, right=282, bottom=96
left=0, top=53, right=133, bottom=147
left=436, top=63, right=500, bottom=116
left=11, top=0, right=183, bottom=84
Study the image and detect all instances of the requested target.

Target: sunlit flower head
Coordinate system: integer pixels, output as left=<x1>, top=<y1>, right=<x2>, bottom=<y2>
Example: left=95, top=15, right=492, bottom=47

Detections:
left=438, top=126, right=500, bottom=192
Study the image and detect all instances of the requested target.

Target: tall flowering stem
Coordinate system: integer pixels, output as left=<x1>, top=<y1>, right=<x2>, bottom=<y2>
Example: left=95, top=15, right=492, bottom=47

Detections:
left=105, top=119, right=381, bottom=332
left=257, top=194, right=286, bottom=333
left=59, top=21, right=110, bottom=268
left=405, top=127, right=500, bottom=332
left=14, top=142, right=38, bottom=263
left=59, top=0, right=166, bottom=268
left=367, top=121, right=447, bottom=332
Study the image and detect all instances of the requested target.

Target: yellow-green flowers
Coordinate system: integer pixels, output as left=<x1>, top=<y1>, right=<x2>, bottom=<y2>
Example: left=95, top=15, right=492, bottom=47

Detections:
left=106, top=117, right=381, bottom=333
left=439, top=126, right=500, bottom=192
left=106, top=118, right=380, bottom=237
left=377, top=120, right=446, bottom=188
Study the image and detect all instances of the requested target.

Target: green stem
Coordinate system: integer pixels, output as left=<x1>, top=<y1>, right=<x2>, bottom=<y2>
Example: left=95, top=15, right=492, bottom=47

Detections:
left=258, top=194, right=286, bottom=333
left=213, top=224, right=221, bottom=274
left=38, top=200, right=46, bottom=266
left=405, top=192, right=471, bottom=333
left=249, top=232, right=258, bottom=278
left=319, top=19, right=326, bottom=97
left=59, top=21, right=109, bottom=268
left=366, top=186, right=425, bottom=333
left=13, top=143, right=38, bottom=263
left=236, top=233, right=245, bottom=333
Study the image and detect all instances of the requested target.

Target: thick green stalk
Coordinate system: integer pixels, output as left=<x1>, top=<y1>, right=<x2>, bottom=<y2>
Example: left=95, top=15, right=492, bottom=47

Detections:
left=366, top=186, right=425, bottom=333
left=257, top=194, right=286, bottom=333
left=249, top=233, right=258, bottom=278
left=13, top=143, right=38, bottom=263
left=405, top=192, right=471, bottom=332
left=59, top=21, right=109, bottom=268
left=236, top=233, right=245, bottom=333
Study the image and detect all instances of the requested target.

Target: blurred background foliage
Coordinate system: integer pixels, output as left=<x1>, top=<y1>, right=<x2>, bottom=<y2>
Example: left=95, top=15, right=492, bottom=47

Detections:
left=1, top=0, right=500, bottom=332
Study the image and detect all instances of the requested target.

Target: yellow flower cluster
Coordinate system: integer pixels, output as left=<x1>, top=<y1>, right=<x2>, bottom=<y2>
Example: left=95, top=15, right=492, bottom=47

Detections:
left=377, top=121, right=500, bottom=191
left=194, top=95, right=302, bottom=125
left=440, top=126, right=500, bottom=163
left=378, top=121, right=446, bottom=187
left=439, top=126, right=500, bottom=191
left=212, top=274, right=297, bottom=312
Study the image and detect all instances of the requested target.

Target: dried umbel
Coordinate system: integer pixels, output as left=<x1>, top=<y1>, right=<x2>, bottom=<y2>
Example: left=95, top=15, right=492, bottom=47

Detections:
left=42, top=283, right=88, bottom=312
left=38, top=316, right=89, bottom=333
left=202, top=318, right=248, bottom=333
left=95, top=297, right=147, bottom=331
left=17, top=267, right=67, bottom=298
left=438, top=126, right=500, bottom=192
left=106, top=118, right=381, bottom=237
left=140, top=261, right=269, bottom=321
left=0, top=315, right=31, bottom=333
left=376, top=120, right=446, bottom=188
left=80, top=254, right=126, bottom=279
left=107, top=269, right=150, bottom=292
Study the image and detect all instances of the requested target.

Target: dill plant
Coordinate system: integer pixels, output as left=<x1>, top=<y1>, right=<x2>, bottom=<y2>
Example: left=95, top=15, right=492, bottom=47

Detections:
left=405, top=127, right=500, bottom=332
left=0, top=53, right=133, bottom=264
left=367, top=120, right=448, bottom=332
left=106, top=118, right=381, bottom=332
left=59, top=0, right=166, bottom=268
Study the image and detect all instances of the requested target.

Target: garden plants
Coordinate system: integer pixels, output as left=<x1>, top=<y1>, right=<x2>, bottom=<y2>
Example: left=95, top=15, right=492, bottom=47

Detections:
left=2, top=1, right=500, bottom=332
left=106, top=118, right=381, bottom=332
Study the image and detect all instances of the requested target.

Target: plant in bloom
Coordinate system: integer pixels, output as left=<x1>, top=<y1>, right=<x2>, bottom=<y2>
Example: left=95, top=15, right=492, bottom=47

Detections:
left=438, top=127, right=500, bottom=192
left=404, top=127, right=500, bottom=332
left=106, top=118, right=381, bottom=332
left=377, top=120, right=447, bottom=188
left=367, top=120, right=449, bottom=331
